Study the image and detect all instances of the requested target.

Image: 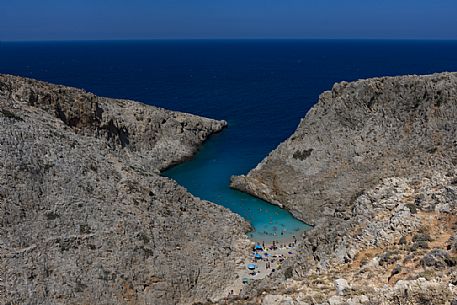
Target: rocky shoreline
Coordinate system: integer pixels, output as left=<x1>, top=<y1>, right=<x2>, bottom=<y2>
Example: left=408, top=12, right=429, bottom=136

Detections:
left=229, top=72, right=457, bottom=304
left=0, top=75, right=252, bottom=305
left=2, top=72, right=457, bottom=305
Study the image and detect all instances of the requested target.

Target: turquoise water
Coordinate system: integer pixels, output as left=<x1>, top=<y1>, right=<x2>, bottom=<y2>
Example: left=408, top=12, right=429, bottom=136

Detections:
left=163, top=132, right=310, bottom=242
left=2, top=40, right=457, bottom=241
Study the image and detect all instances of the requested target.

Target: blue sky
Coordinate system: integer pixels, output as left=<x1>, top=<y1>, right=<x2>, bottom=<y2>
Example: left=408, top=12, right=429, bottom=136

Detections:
left=1, top=0, right=456, bottom=40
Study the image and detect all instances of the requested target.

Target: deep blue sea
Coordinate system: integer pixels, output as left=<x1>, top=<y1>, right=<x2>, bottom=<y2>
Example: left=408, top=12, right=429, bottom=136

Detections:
left=2, top=40, right=457, bottom=241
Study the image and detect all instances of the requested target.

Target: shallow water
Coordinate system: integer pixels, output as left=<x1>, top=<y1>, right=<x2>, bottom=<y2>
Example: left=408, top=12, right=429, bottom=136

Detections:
left=163, top=132, right=310, bottom=242
left=1, top=40, right=456, bottom=241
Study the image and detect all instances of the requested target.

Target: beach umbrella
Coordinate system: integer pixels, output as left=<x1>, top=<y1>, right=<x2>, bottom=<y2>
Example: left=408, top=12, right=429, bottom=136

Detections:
left=255, top=244, right=263, bottom=251
left=247, top=263, right=256, bottom=270
left=255, top=253, right=262, bottom=260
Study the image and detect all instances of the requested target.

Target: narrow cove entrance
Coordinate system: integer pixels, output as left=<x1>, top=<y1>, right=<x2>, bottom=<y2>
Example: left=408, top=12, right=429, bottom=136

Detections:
left=163, top=129, right=310, bottom=243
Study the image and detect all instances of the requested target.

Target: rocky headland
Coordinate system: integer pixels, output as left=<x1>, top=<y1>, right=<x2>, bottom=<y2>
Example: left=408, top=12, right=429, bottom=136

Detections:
left=230, top=72, right=457, bottom=304
left=0, top=75, right=251, bottom=305
left=2, top=71, right=457, bottom=305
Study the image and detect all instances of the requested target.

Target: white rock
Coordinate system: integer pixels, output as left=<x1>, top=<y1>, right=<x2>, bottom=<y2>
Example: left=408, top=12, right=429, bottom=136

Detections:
left=335, top=278, right=351, bottom=296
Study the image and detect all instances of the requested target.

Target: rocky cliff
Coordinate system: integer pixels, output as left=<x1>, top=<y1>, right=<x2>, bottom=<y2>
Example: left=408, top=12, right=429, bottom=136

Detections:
left=0, top=75, right=251, bottom=305
left=230, top=73, right=457, bottom=304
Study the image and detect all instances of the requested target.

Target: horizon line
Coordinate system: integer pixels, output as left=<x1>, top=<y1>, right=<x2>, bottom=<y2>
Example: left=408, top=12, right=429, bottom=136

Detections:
left=1, top=37, right=457, bottom=43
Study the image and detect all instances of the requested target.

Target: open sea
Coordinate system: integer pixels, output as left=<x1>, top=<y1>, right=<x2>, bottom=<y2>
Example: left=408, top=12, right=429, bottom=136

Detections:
left=2, top=40, right=457, bottom=241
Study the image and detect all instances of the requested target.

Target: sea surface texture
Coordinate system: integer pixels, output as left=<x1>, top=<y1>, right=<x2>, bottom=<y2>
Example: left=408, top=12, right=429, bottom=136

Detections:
left=2, top=40, right=457, bottom=241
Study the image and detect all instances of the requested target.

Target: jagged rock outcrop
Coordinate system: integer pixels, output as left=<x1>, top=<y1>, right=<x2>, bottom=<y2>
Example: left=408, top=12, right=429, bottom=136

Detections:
left=1, top=75, right=228, bottom=172
left=0, top=75, right=251, bottom=305
left=230, top=72, right=457, bottom=304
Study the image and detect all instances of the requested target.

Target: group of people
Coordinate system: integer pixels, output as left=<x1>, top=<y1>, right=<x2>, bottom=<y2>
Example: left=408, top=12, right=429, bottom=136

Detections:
left=246, top=241, right=292, bottom=275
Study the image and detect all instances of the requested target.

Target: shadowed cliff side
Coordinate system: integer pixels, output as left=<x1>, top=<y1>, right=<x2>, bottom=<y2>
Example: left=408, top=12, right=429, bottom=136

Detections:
left=0, top=75, right=228, bottom=171
left=0, top=75, right=251, bottom=305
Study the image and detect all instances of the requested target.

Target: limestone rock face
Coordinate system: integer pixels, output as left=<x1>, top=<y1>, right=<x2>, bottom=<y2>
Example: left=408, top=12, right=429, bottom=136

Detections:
left=0, top=75, right=228, bottom=172
left=229, top=73, right=457, bottom=305
left=232, top=72, right=457, bottom=224
left=0, top=75, right=250, bottom=305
